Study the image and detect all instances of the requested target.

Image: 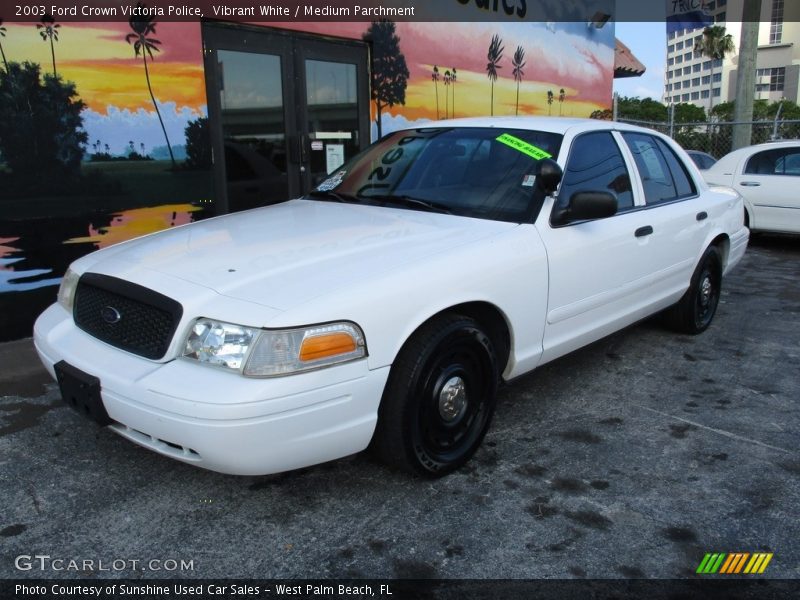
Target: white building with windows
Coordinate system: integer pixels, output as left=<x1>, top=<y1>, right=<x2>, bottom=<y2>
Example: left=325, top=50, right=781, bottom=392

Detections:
left=663, top=0, right=800, bottom=110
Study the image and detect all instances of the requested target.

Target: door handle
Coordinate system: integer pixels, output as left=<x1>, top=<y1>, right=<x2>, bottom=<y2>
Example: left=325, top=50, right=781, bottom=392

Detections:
left=740, top=181, right=761, bottom=187
left=696, top=211, right=708, bottom=221
left=635, top=225, right=653, bottom=238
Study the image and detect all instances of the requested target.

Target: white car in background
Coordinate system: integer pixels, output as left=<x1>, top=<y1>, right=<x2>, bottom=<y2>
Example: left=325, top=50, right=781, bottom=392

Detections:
left=703, top=140, right=800, bottom=234
left=34, top=117, right=748, bottom=478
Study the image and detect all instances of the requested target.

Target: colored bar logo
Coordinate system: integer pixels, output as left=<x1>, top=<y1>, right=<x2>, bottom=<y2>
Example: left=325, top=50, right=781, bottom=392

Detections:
left=696, top=553, right=773, bottom=574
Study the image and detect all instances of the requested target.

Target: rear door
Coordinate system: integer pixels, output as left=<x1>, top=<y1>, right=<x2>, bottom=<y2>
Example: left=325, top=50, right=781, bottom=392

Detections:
left=620, top=131, right=710, bottom=299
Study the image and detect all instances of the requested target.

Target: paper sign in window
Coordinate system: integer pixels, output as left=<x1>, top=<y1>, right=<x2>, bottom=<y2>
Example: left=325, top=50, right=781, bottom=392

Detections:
left=326, top=144, right=345, bottom=174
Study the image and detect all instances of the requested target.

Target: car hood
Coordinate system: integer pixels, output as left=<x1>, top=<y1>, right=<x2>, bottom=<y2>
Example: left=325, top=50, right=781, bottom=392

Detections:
left=81, top=199, right=518, bottom=311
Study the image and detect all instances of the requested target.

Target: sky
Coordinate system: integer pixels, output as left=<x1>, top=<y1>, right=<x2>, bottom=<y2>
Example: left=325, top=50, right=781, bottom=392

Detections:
left=613, top=21, right=667, bottom=101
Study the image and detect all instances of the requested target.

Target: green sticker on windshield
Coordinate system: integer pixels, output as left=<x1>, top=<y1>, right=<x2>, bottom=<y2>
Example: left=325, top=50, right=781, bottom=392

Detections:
left=496, top=133, right=552, bottom=160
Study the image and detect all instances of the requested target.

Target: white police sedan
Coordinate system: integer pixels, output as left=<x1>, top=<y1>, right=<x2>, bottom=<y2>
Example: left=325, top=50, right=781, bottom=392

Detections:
left=34, top=118, right=749, bottom=477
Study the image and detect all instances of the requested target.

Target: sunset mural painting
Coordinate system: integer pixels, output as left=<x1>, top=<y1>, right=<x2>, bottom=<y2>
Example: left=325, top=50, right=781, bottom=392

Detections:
left=0, top=16, right=613, bottom=341
left=0, top=16, right=212, bottom=340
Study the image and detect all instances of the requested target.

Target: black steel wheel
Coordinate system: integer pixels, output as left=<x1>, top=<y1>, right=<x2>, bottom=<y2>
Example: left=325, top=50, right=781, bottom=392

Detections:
left=665, top=245, right=722, bottom=334
left=372, top=314, right=499, bottom=477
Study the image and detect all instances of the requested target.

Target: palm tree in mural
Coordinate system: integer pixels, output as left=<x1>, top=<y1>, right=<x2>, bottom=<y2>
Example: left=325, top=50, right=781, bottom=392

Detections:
left=511, top=46, right=525, bottom=116
left=696, top=25, right=735, bottom=112
left=558, top=88, right=565, bottom=116
left=431, top=65, right=440, bottom=119
left=0, top=19, right=9, bottom=74
left=443, top=70, right=451, bottom=119
left=486, top=34, right=504, bottom=116
left=36, top=14, right=60, bottom=77
left=547, top=90, right=554, bottom=116
left=450, top=67, right=457, bottom=118
left=126, top=2, right=176, bottom=168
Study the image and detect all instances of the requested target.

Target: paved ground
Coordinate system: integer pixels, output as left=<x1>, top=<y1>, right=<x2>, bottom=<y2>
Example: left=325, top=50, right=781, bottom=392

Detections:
left=0, top=235, right=798, bottom=580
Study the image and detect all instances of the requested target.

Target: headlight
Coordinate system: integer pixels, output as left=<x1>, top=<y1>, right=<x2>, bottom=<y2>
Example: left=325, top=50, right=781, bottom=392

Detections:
left=57, top=268, right=80, bottom=313
left=182, top=319, right=366, bottom=377
left=183, top=319, right=258, bottom=371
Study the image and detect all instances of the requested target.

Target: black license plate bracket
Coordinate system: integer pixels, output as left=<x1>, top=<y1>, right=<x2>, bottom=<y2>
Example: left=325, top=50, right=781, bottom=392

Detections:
left=54, top=361, right=112, bottom=426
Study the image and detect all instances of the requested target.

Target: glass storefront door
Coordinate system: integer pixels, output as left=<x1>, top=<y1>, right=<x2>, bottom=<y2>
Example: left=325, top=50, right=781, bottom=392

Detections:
left=203, top=24, right=369, bottom=214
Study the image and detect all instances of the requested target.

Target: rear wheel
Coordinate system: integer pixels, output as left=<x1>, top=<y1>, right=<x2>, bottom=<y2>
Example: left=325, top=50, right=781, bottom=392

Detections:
left=372, top=314, right=499, bottom=477
left=665, top=246, right=722, bottom=334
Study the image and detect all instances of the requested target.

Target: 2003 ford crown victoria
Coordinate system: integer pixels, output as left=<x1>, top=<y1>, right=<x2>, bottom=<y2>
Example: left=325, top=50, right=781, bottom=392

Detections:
left=34, top=118, right=749, bottom=477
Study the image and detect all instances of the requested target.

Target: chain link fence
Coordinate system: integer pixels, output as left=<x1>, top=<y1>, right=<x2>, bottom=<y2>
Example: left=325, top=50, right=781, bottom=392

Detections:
left=615, top=117, right=800, bottom=159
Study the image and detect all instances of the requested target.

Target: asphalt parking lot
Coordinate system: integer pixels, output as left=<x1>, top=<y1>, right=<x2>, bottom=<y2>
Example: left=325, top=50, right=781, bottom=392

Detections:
left=0, top=235, right=798, bottom=581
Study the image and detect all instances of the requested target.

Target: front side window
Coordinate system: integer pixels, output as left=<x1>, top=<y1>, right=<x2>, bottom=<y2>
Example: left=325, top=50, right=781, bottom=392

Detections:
left=553, top=131, right=634, bottom=220
left=622, top=133, right=696, bottom=204
left=309, top=127, right=562, bottom=223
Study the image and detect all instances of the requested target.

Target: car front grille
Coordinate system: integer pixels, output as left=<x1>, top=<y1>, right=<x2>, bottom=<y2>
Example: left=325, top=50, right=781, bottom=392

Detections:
left=73, top=273, right=183, bottom=360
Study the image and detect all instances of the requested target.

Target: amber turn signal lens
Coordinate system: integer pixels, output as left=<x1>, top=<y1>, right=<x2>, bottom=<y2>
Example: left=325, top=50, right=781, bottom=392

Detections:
left=299, top=332, right=358, bottom=362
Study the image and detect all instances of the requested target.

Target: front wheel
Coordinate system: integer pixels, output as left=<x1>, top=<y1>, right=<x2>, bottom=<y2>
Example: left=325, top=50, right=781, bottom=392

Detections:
left=665, top=245, right=722, bottom=334
left=372, top=314, right=499, bottom=477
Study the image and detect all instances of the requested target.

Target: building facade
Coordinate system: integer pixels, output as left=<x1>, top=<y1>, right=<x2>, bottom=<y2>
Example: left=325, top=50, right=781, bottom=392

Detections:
left=0, top=16, right=616, bottom=341
left=663, top=0, right=800, bottom=110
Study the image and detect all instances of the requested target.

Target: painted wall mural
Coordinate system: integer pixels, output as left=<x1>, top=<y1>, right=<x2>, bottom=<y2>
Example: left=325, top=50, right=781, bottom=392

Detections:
left=275, top=20, right=615, bottom=138
left=0, top=15, right=613, bottom=341
left=0, top=17, right=211, bottom=340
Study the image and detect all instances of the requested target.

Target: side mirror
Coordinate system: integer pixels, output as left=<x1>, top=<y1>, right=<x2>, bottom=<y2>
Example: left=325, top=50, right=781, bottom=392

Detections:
left=554, top=191, right=618, bottom=224
left=536, top=158, right=563, bottom=195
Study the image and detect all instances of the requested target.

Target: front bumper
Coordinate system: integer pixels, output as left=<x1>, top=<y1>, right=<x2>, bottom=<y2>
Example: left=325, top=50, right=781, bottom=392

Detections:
left=34, top=304, right=389, bottom=475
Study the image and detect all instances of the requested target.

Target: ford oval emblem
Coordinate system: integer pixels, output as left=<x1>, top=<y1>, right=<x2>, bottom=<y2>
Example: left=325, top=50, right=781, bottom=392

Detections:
left=101, top=306, right=122, bottom=324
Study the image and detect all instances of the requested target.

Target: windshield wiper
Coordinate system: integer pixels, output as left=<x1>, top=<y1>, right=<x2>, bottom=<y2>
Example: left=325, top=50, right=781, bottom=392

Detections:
left=306, top=190, right=361, bottom=204
left=360, top=194, right=454, bottom=215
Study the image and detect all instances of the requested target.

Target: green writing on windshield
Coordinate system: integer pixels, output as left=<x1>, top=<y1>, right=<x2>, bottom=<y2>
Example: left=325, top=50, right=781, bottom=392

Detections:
left=495, top=133, right=552, bottom=160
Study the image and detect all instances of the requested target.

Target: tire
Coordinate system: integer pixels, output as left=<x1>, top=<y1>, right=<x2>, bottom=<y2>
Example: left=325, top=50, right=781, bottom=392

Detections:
left=372, top=314, right=499, bottom=477
left=665, top=245, right=722, bottom=334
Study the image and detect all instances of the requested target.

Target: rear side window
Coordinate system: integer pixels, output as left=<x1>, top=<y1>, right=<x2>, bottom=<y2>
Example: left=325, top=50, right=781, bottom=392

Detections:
left=555, top=131, right=634, bottom=215
left=745, top=148, right=800, bottom=175
left=622, top=133, right=695, bottom=205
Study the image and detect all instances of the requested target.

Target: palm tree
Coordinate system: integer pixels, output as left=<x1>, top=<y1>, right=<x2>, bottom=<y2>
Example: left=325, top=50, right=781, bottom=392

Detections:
left=443, top=69, right=451, bottom=119
left=104, top=143, right=110, bottom=154
left=558, top=88, right=566, bottom=115
left=547, top=90, right=554, bottom=116
left=696, top=25, right=735, bottom=112
left=511, top=46, right=525, bottom=116
left=126, top=2, right=175, bottom=168
left=0, top=19, right=9, bottom=74
left=431, top=65, right=440, bottom=119
left=36, top=14, right=60, bottom=77
left=486, top=34, right=504, bottom=116
left=450, top=67, right=457, bottom=118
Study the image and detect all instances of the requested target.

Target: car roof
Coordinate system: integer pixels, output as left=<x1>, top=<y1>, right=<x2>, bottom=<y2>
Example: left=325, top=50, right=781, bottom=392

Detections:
left=708, top=139, right=800, bottom=174
left=407, top=116, right=666, bottom=137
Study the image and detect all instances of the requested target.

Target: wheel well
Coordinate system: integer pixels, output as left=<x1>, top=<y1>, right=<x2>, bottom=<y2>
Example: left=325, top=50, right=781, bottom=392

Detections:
left=743, top=206, right=750, bottom=228
left=442, top=302, right=512, bottom=377
left=710, top=234, right=730, bottom=270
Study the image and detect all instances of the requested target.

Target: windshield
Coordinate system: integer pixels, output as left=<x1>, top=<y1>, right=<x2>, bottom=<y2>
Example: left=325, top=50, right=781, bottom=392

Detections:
left=307, top=127, right=563, bottom=223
